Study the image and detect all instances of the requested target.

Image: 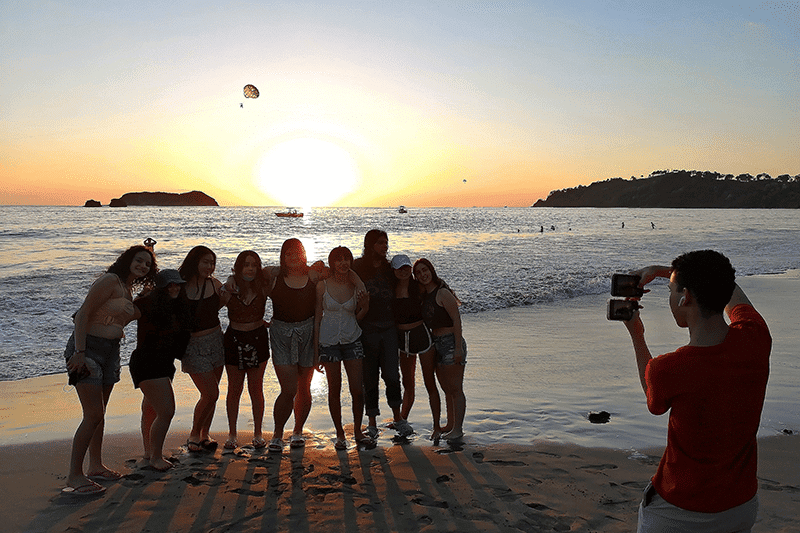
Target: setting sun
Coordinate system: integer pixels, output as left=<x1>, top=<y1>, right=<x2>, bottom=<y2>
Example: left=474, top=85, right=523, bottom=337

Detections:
left=256, top=138, right=361, bottom=207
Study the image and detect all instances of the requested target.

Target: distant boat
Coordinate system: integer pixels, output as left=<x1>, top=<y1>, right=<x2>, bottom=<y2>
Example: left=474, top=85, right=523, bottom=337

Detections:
left=276, top=208, right=303, bottom=218
left=398, top=205, right=408, bottom=213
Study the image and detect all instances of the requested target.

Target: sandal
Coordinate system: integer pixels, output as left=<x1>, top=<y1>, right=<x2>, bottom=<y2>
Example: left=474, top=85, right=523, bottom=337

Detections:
left=252, top=436, right=267, bottom=449
left=200, top=438, right=218, bottom=451
left=62, top=481, right=106, bottom=496
left=87, top=469, right=122, bottom=481
left=365, top=425, right=379, bottom=440
left=224, top=438, right=238, bottom=450
left=334, top=438, right=348, bottom=450
left=187, top=440, right=204, bottom=453
left=268, top=438, right=283, bottom=453
left=289, top=434, right=306, bottom=448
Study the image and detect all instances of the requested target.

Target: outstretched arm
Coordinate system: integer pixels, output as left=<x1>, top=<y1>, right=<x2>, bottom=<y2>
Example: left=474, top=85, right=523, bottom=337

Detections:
left=624, top=312, right=652, bottom=395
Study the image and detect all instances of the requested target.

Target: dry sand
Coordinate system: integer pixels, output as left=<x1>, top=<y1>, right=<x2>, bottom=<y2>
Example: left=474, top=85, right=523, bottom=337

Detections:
left=0, top=432, right=796, bottom=532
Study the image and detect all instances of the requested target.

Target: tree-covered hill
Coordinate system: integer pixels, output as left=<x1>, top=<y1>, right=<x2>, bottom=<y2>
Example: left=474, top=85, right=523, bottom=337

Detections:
left=533, top=170, right=800, bottom=208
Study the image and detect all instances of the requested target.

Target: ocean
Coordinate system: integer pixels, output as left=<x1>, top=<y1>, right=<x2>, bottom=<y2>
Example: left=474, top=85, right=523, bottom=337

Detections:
left=1, top=206, right=798, bottom=449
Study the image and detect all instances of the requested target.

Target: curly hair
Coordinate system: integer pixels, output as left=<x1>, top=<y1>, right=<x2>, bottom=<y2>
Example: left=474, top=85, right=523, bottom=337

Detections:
left=671, top=250, right=736, bottom=314
left=107, top=245, right=157, bottom=290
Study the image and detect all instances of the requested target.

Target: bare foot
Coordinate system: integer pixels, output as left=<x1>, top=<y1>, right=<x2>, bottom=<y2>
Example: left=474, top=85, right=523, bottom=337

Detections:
left=149, top=458, right=173, bottom=472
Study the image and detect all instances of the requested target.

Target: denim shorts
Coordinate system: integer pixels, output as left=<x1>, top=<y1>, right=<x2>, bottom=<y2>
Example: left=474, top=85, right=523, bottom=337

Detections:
left=319, top=340, right=364, bottom=363
left=433, top=333, right=467, bottom=365
left=181, top=329, right=225, bottom=374
left=64, top=332, right=121, bottom=386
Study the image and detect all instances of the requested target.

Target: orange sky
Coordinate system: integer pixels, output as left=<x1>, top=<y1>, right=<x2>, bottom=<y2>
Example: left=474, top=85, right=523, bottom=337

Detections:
left=2, top=1, right=799, bottom=207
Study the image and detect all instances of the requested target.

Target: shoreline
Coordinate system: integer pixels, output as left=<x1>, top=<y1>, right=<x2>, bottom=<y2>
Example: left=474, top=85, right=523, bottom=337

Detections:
left=0, top=271, right=798, bottom=531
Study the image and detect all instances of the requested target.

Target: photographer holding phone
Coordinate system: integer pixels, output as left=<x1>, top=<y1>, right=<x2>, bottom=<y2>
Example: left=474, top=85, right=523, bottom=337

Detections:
left=618, top=250, right=771, bottom=533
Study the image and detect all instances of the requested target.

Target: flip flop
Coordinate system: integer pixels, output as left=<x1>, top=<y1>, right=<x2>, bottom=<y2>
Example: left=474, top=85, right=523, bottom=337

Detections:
left=334, top=438, right=348, bottom=450
left=200, top=439, right=218, bottom=451
left=87, top=469, right=122, bottom=481
left=268, top=438, right=283, bottom=453
left=252, top=437, right=267, bottom=449
left=62, top=482, right=106, bottom=496
left=365, top=425, right=379, bottom=440
left=186, top=440, right=204, bottom=452
left=289, top=434, right=306, bottom=448
left=224, top=438, right=238, bottom=450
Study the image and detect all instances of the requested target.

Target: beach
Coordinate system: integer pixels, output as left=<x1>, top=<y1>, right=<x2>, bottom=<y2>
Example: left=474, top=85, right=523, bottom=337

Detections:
left=1, top=273, right=798, bottom=532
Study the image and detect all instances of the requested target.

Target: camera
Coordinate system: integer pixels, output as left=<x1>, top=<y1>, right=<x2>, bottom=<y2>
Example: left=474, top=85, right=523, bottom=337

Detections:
left=607, top=273, right=642, bottom=321
left=611, top=273, right=643, bottom=297
left=607, top=299, right=641, bottom=321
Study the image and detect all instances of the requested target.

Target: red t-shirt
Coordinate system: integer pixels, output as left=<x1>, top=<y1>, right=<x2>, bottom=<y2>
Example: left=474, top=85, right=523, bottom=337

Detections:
left=646, top=304, right=771, bottom=513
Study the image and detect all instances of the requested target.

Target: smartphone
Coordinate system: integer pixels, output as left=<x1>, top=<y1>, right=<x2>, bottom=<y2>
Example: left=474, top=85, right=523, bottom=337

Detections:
left=611, top=273, right=643, bottom=298
left=607, top=299, right=641, bottom=321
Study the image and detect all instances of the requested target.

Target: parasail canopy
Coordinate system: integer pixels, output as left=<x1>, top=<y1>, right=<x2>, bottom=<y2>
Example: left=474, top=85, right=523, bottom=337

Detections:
left=243, top=84, right=259, bottom=98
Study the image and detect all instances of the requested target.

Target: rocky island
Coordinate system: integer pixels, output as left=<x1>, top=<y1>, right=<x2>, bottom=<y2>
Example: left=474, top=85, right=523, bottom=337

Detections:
left=83, top=191, right=218, bottom=207
left=533, top=170, right=800, bottom=208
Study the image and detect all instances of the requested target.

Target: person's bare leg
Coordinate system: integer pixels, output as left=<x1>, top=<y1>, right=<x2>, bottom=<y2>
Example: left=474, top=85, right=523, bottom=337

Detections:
left=139, top=377, right=175, bottom=470
left=272, top=364, right=299, bottom=441
left=399, top=352, right=416, bottom=420
left=225, top=365, right=246, bottom=445
left=420, top=349, right=443, bottom=436
left=343, top=359, right=366, bottom=441
left=292, top=365, right=314, bottom=437
left=68, top=383, right=105, bottom=488
left=246, top=362, right=267, bottom=442
left=86, top=384, right=116, bottom=476
left=324, top=362, right=345, bottom=440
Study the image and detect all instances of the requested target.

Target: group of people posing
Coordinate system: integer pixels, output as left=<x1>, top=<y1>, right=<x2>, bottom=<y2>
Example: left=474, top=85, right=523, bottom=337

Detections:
left=63, top=229, right=467, bottom=495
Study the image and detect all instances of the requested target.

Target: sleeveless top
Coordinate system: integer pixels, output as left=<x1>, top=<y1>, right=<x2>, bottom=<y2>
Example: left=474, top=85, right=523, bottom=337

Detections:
left=87, top=275, right=136, bottom=328
left=182, top=278, right=221, bottom=332
left=393, top=294, right=424, bottom=325
left=227, top=288, right=267, bottom=324
left=271, top=275, right=316, bottom=323
left=319, top=281, right=362, bottom=346
left=421, top=286, right=454, bottom=330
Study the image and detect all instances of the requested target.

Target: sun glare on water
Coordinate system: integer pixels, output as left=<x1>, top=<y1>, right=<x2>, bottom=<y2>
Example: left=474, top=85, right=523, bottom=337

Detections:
left=256, top=138, right=361, bottom=207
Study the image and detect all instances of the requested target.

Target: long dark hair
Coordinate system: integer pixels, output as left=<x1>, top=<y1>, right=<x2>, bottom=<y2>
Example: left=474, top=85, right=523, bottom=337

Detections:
left=362, top=229, right=388, bottom=262
left=413, top=257, right=461, bottom=305
left=179, top=245, right=216, bottom=281
left=233, top=250, right=268, bottom=296
left=107, top=245, right=157, bottom=290
left=279, top=238, right=308, bottom=277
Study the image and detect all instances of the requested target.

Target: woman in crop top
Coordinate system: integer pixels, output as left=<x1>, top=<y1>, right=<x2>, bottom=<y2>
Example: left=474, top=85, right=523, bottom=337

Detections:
left=178, top=245, right=230, bottom=452
left=414, top=258, right=467, bottom=443
left=222, top=250, right=271, bottom=450
left=266, top=238, right=318, bottom=452
left=64, top=244, right=156, bottom=494
left=314, top=246, right=371, bottom=449
left=391, top=254, right=441, bottom=438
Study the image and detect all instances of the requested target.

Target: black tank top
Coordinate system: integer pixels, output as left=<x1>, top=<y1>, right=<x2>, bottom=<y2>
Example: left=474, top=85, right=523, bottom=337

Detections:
left=422, top=286, right=453, bottom=329
left=271, top=276, right=315, bottom=322
left=182, top=278, right=221, bottom=332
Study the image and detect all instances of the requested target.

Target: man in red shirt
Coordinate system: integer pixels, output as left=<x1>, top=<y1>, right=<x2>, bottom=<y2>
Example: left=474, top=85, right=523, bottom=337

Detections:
left=622, top=250, right=771, bottom=532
